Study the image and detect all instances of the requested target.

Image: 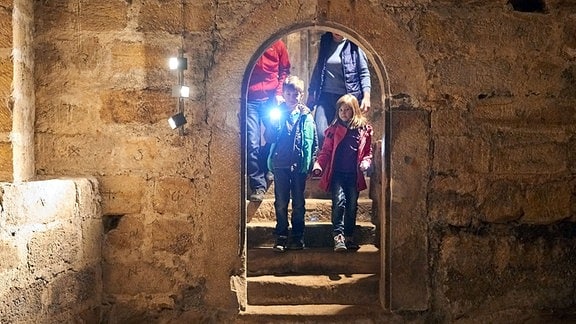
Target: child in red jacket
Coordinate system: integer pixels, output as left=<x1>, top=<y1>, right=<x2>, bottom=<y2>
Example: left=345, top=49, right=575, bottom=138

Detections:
left=312, top=94, right=373, bottom=252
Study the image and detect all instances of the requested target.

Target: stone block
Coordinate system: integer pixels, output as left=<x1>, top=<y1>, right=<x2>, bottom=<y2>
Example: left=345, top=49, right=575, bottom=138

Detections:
left=0, top=6, right=11, bottom=48
left=0, top=241, right=20, bottom=271
left=152, top=176, right=199, bottom=214
left=433, top=135, right=490, bottom=174
left=437, top=228, right=576, bottom=318
left=522, top=181, right=572, bottom=224
left=99, top=175, right=147, bottom=215
left=103, top=214, right=145, bottom=263
left=493, top=142, right=567, bottom=174
left=429, top=191, right=476, bottom=227
left=102, top=261, right=177, bottom=295
left=0, top=56, right=11, bottom=131
left=78, top=0, right=129, bottom=32
left=150, top=219, right=200, bottom=256
left=100, top=89, right=174, bottom=124
left=0, top=142, right=12, bottom=181
left=46, top=267, right=101, bottom=315
left=473, top=97, right=576, bottom=126
left=431, top=109, right=468, bottom=136
left=479, top=180, right=524, bottom=223
left=3, top=180, right=77, bottom=227
left=28, top=227, right=80, bottom=277
left=0, top=280, right=45, bottom=323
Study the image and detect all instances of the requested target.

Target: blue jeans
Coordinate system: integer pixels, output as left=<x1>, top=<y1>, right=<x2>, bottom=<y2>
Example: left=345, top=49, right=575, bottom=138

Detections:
left=314, top=92, right=342, bottom=149
left=247, top=99, right=273, bottom=191
left=330, top=171, right=359, bottom=237
left=273, top=168, right=307, bottom=239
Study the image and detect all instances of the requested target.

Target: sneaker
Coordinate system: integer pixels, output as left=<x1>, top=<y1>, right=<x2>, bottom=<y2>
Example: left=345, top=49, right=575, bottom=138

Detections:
left=287, top=237, right=305, bottom=250
left=345, top=236, right=360, bottom=251
left=273, top=236, right=288, bottom=253
left=249, top=188, right=266, bottom=202
left=334, top=234, right=347, bottom=252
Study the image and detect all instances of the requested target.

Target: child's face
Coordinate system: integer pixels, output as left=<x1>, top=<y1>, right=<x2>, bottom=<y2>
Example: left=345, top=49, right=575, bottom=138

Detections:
left=338, top=104, right=353, bottom=122
left=283, top=88, right=301, bottom=108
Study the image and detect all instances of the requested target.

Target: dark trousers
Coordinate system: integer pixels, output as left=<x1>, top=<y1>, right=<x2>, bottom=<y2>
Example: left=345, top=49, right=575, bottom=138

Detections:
left=273, top=168, right=307, bottom=239
left=330, top=171, right=359, bottom=237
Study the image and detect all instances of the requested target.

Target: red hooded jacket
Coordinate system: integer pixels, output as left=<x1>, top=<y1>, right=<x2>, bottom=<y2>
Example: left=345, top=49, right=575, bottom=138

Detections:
left=315, top=123, right=373, bottom=192
left=248, top=40, right=291, bottom=101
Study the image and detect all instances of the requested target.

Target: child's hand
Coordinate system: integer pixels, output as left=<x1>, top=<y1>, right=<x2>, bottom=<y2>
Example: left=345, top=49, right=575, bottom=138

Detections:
left=299, top=105, right=311, bottom=114
left=359, top=161, right=370, bottom=172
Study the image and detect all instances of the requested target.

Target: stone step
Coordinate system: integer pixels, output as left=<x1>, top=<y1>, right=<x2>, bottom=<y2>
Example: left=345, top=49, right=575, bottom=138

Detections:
left=247, top=273, right=380, bottom=306
left=247, top=197, right=373, bottom=223
left=247, top=245, right=380, bottom=276
left=247, top=221, right=376, bottom=249
left=238, top=304, right=386, bottom=324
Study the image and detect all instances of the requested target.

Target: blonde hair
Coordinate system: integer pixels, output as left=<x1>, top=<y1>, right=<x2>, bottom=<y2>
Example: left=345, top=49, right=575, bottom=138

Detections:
left=283, top=75, right=305, bottom=94
left=334, top=94, right=367, bottom=129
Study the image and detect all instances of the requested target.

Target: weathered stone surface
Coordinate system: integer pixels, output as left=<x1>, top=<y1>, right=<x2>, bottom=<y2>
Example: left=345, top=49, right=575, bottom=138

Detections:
left=390, top=110, right=430, bottom=311
left=436, top=225, right=576, bottom=321
left=523, top=181, right=572, bottom=224
left=0, top=0, right=574, bottom=322
left=0, top=142, right=12, bottom=181
left=99, top=175, right=147, bottom=215
left=0, top=179, right=102, bottom=323
left=478, top=180, right=523, bottom=223
left=433, top=135, right=490, bottom=175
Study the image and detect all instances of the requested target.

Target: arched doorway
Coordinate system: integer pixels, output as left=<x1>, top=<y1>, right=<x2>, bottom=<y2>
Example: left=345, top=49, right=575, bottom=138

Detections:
left=239, top=24, right=391, bottom=312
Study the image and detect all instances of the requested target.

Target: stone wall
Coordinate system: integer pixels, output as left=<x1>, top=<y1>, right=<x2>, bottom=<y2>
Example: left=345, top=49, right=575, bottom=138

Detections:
left=0, top=0, right=13, bottom=181
left=0, top=0, right=574, bottom=322
left=0, top=178, right=102, bottom=322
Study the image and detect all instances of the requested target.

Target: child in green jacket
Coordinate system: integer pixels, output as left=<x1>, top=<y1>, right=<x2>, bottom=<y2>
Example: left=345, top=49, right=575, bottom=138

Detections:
left=266, top=75, right=318, bottom=252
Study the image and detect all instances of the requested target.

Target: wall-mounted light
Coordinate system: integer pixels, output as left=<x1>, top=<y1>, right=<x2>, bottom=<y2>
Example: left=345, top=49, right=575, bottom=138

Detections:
left=168, top=49, right=188, bottom=134
left=172, top=85, right=190, bottom=98
left=168, top=0, right=189, bottom=135
left=169, top=56, right=188, bottom=70
left=168, top=112, right=187, bottom=129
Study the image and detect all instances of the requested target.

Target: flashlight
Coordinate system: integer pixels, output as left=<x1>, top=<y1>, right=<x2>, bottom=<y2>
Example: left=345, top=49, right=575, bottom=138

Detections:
left=269, top=107, right=281, bottom=121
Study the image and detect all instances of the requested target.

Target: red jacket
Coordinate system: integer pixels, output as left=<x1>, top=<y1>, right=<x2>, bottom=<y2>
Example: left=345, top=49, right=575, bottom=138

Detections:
left=315, top=123, right=373, bottom=192
left=248, top=40, right=291, bottom=101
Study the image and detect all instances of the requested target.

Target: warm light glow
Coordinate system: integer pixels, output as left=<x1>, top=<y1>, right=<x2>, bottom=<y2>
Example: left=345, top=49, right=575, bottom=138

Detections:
left=169, top=57, right=179, bottom=70
left=169, top=56, right=188, bottom=70
left=180, top=86, right=190, bottom=98
left=172, top=85, right=190, bottom=98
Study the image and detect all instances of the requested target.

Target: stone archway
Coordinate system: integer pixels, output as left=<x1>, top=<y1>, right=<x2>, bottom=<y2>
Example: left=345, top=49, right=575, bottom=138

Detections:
left=240, top=23, right=392, bottom=311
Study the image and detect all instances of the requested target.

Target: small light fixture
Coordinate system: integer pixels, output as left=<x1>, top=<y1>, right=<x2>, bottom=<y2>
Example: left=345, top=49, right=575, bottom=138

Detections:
left=168, top=112, right=187, bottom=129
left=171, top=85, right=190, bottom=98
left=169, top=56, right=188, bottom=70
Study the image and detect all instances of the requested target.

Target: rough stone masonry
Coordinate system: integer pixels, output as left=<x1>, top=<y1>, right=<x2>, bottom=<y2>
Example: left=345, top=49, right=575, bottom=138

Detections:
left=0, top=0, right=575, bottom=323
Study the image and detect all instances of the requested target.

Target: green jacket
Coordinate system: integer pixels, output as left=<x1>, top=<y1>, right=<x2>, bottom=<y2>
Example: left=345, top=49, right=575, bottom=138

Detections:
left=267, top=103, right=318, bottom=174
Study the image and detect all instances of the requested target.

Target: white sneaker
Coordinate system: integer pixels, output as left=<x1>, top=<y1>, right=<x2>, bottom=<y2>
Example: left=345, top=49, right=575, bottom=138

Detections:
left=333, top=234, right=347, bottom=252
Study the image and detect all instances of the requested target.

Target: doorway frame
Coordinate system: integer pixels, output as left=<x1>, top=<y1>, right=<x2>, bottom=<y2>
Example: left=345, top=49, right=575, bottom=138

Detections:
left=239, top=23, right=392, bottom=311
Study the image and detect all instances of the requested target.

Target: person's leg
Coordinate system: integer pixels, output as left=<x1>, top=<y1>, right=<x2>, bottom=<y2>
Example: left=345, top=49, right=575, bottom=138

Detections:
left=342, top=172, right=360, bottom=250
left=314, top=103, right=329, bottom=149
left=331, top=171, right=347, bottom=251
left=246, top=100, right=266, bottom=199
left=315, top=93, right=342, bottom=149
left=289, top=172, right=307, bottom=249
left=273, top=168, right=290, bottom=251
